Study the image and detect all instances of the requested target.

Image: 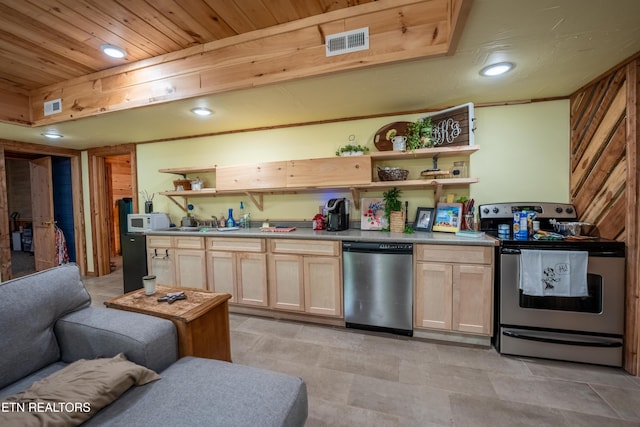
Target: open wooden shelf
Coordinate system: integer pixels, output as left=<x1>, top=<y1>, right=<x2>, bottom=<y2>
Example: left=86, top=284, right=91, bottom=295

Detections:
left=158, top=166, right=217, bottom=177
left=158, top=146, right=479, bottom=212
left=369, top=145, right=479, bottom=160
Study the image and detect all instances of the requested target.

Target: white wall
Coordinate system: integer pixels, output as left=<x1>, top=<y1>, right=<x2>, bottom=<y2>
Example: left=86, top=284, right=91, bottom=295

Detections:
left=135, top=100, right=569, bottom=227
left=471, top=101, right=570, bottom=205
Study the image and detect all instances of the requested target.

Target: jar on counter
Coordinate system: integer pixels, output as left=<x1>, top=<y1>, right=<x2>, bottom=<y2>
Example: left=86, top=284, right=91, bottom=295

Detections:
left=451, top=161, right=467, bottom=178
left=498, top=224, right=510, bottom=239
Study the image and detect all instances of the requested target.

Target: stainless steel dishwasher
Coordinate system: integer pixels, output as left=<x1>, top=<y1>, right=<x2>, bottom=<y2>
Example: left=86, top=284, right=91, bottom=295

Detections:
left=342, top=241, right=413, bottom=336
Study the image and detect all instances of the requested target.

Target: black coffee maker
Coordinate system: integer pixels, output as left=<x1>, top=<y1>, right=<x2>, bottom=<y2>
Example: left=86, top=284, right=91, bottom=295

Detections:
left=326, top=198, right=349, bottom=231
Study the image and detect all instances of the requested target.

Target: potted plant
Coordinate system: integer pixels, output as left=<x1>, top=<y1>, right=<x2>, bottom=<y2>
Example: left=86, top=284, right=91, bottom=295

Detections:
left=382, top=187, right=405, bottom=232
left=406, top=117, right=434, bottom=150
left=335, top=144, right=370, bottom=156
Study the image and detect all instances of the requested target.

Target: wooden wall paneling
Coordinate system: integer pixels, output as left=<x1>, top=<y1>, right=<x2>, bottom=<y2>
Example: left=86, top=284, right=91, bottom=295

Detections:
left=571, top=69, right=627, bottom=165
left=105, top=155, right=133, bottom=256
left=570, top=54, right=640, bottom=376
left=624, top=59, right=639, bottom=375
left=572, top=120, right=626, bottom=218
left=70, top=155, right=86, bottom=276
left=0, top=147, right=9, bottom=281
left=571, top=80, right=627, bottom=197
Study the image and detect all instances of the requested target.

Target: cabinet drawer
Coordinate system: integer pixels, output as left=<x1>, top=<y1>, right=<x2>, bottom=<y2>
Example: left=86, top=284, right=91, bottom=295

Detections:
left=270, top=239, right=339, bottom=256
left=146, top=235, right=173, bottom=248
left=206, top=237, right=265, bottom=252
left=415, top=244, right=492, bottom=264
left=174, top=236, right=204, bottom=249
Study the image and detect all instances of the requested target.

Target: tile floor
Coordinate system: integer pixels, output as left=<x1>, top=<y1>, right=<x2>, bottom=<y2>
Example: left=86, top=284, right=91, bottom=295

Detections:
left=84, top=264, right=640, bottom=426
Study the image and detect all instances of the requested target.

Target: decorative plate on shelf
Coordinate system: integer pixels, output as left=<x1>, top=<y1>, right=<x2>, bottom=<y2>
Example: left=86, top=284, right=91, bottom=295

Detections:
left=373, top=121, right=412, bottom=151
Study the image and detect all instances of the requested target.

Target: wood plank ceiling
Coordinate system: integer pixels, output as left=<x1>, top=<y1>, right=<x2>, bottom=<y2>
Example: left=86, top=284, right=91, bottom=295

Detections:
left=0, top=0, right=375, bottom=95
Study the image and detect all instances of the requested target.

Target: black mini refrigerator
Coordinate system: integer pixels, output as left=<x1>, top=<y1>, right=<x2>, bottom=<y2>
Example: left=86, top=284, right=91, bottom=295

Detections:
left=121, top=233, right=147, bottom=293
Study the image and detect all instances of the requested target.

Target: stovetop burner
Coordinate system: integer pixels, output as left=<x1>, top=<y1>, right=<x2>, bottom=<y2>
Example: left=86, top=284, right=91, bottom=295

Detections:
left=478, top=201, right=624, bottom=254
left=479, top=202, right=576, bottom=239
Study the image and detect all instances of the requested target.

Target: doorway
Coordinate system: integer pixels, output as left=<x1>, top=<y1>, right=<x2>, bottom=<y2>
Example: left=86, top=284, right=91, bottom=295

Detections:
left=4, top=154, right=78, bottom=278
left=87, top=144, right=137, bottom=277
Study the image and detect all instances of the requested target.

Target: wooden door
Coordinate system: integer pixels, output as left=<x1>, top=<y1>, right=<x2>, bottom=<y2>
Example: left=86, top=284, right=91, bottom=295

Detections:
left=303, top=256, right=342, bottom=317
left=206, top=251, right=236, bottom=302
left=414, top=262, right=453, bottom=330
left=236, top=253, right=268, bottom=306
left=268, top=254, right=305, bottom=312
left=174, top=249, right=207, bottom=289
left=30, top=157, right=55, bottom=271
left=452, top=264, right=493, bottom=335
left=147, top=247, right=176, bottom=286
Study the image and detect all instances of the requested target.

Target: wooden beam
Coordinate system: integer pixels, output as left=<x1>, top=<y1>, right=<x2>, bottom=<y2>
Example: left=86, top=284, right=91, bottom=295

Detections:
left=28, top=0, right=468, bottom=126
left=0, top=87, right=31, bottom=125
left=624, top=58, right=640, bottom=375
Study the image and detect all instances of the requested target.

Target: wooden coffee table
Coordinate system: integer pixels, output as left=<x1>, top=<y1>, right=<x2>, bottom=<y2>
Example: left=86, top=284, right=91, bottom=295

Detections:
left=105, top=285, right=232, bottom=362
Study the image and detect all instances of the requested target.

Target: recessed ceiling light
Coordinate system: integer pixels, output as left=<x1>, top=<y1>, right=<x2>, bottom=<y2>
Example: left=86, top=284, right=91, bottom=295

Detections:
left=101, top=44, right=126, bottom=59
left=190, top=107, right=213, bottom=117
left=42, top=132, right=63, bottom=139
left=480, top=62, right=514, bottom=77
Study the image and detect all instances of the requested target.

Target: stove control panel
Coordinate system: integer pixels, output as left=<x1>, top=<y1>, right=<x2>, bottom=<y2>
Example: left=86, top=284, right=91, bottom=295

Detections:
left=479, top=202, right=577, bottom=220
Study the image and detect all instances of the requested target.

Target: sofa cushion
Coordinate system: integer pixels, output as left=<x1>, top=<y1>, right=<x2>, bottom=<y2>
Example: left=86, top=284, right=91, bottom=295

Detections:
left=84, top=357, right=308, bottom=427
left=0, top=264, right=91, bottom=389
left=55, top=307, right=178, bottom=373
left=0, top=354, right=159, bottom=427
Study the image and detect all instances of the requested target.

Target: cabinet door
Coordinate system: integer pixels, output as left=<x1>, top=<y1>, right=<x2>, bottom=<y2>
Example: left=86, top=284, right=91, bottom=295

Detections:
left=147, top=247, right=176, bottom=286
left=268, top=254, right=305, bottom=312
left=175, top=249, right=207, bottom=289
left=304, top=256, right=342, bottom=317
left=414, top=262, right=453, bottom=330
left=236, top=253, right=268, bottom=307
left=452, top=264, right=493, bottom=335
left=206, top=251, right=237, bottom=302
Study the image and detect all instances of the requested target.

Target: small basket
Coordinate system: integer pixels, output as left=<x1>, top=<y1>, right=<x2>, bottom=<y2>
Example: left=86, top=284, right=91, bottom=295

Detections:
left=377, top=167, right=409, bottom=181
left=173, top=179, right=192, bottom=191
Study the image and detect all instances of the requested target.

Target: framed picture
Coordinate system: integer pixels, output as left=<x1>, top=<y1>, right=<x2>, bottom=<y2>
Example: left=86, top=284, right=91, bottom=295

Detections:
left=432, top=203, right=463, bottom=233
left=360, top=197, right=385, bottom=230
left=413, top=207, right=435, bottom=231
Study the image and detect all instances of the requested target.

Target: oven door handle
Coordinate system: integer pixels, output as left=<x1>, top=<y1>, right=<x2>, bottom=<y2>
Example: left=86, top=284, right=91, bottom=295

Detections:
left=502, top=330, right=622, bottom=348
left=501, top=248, right=521, bottom=254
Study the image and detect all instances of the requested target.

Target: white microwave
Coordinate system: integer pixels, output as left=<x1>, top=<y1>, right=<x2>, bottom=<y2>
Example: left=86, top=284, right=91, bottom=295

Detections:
left=127, top=213, right=171, bottom=233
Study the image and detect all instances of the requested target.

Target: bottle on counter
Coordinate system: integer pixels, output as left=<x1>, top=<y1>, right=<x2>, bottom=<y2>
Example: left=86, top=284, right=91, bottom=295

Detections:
left=227, top=208, right=236, bottom=227
left=219, top=215, right=226, bottom=228
left=239, top=201, right=249, bottom=228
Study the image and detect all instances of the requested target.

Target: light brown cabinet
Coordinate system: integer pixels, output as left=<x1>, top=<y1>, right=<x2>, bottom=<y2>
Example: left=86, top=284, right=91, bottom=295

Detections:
left=147, top=235, right=207, bottom=289
left=206, top=238, right=268, bottom=307
left=269, top=239, right=342, bottom=317
left=414, top=244, right=493, bottom=335
left=147, top=235, right=175, bottom=286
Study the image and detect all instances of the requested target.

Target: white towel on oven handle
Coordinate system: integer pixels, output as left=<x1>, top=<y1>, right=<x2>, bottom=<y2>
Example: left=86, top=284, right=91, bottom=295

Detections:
left=519, top=250, right=589, bottom=297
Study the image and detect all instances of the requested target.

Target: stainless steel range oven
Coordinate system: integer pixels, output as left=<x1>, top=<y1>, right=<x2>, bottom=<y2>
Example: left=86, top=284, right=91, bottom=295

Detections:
left=479, top=202, right=626, bottom=366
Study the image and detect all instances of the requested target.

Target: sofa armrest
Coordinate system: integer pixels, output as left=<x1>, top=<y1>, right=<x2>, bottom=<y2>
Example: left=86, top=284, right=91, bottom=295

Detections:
left=55, top=307, right=178, bottom=373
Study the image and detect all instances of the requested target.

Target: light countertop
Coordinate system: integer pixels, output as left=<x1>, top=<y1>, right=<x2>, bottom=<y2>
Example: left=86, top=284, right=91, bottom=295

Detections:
left=146, top=227, right=498, bottom=247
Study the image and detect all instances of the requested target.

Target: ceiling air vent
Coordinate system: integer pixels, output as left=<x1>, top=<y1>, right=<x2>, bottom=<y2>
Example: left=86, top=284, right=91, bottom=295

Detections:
left=326, top=27, right=369, bottom=57
left=44, top=98, right=62, bottom=116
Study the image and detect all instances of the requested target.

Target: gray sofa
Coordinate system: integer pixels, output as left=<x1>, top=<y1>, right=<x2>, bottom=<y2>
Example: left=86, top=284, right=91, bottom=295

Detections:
left=0, top=264, right=307, bottom=426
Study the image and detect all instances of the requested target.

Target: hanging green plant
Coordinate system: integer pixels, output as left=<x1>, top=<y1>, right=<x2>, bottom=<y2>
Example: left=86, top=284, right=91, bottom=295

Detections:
left=335, top=144, right=370, bottom=156
left=406, top=117, right=434, bottom=150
